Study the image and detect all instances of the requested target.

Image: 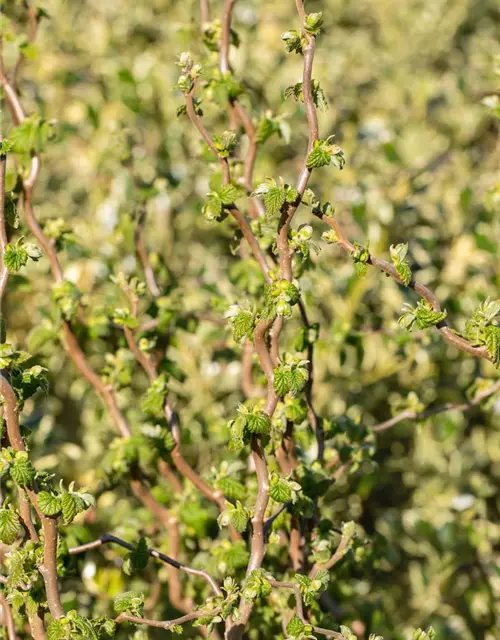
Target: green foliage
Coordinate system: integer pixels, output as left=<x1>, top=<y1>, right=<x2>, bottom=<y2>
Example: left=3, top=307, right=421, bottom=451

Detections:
left=399, top=299, right=447, bottom=331
left=306, top=137, right=345, bottom=170
left=9, top=114, right=56, bottom=153
left=464, top=298, right=500, bottom=363
left=217, top=500, right=251, bottom=533
left=114, top=591, right=145, bottom=617
left=2, top=2, right=499, bottom=639
left=225, top=303, right=257, bottom=342
left=252, top=177, right=299, bottom=218
left=140, top=374, right=169, bottom=416
left=123, top=536, right=149, bottom=575
left=390, top=243, right=412, bottom=286
left=242, top=569, right=272, bottom=600
left=273, top=356, right=309, bottom=397
left=268, top=472, right=301, bottom=503
left=286, top=614, right=313, bottom=639
left=3, top=237, right=42, bottom=274
left=52, top=280, right=82, bottom=321
left=0, top=503, right=21, bottom=544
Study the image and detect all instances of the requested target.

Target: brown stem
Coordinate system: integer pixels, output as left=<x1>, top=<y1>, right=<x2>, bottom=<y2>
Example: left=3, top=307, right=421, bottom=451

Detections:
left=134, top=205, right=161, bottom=298
left=184, top=91, right=271, bottom=281
left=268, top=579, right=343, bottom=639
left=11, top=4, right=38, bottom=89
left=69, top=532, right=221, bottom=597
left=310, top=533, right=351, bottom=579
left=297, top=298, right=324, bottom=461
left=373, top=379, right=500, bottom=432
left=200, top=0, right=210, bottom=26
left=115, top=606, right=222, bottom=630
left=220, top=0, right=235, bottom=74
left=277, top=28, right=318, bottom=282
left=0, top=592, right=19, bottom=640
left=319, top=214, right=492, bottom=361
left=0, top=375, right=64, bottom=619
left=0, top=151, right=8, bottom=300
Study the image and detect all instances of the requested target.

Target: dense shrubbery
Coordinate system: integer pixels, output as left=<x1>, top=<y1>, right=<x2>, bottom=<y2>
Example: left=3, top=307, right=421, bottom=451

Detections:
left=0, top=1, right=499, bottom=639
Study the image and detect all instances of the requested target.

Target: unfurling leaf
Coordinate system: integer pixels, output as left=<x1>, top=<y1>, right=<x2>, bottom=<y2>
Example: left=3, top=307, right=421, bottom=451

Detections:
left=217, top=500, right=250, bottom=533
left=484, top=324, right=500, bottom=364
left=246, top=411, right=271, bottom=434
left=306, top=137, right=345, bottom=170
left=0, top=504, right=21, bottom=544
left=38, top=491, right=63, bottom=516
left=390, top=243, right=412, bottom=286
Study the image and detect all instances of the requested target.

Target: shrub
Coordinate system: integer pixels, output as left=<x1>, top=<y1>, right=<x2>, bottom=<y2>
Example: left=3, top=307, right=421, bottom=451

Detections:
left=0, top=1, right=499, bottom=639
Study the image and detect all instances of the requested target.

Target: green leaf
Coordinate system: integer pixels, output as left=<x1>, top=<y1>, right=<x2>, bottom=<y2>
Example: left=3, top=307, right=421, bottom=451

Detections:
left=281, top=30, right=304, bottom=55
left=340, top=626, right=358, bottom=640
left=263, top=186, right=286, bottom=218
left=242, top=570, right=272, bottom=601
left=10, top=453, right=36, bottom=488
left=306, top=138, right=345, bottom=170
left=484, top=325, right=500, bottom=364
left=9, top=114, right=56, bottom=154
left=141, top=374, right=169, bottom=416
left=225, top=305, right=256, bottom=343
left=273, top=365, right=292, bottom=397
left=128, top=536, right=149, bottom=572
left=219, top=184, right=238, bottom=205
left=289, top=366, right=308, bottom=395
left=246, top=411, right=271, bottom=434
left=390, top=243, right=412, bottom=286
left=217, top=501, right=250, bottom=533
left=38, top=491, right=63, bottom=516
left=114, top=591, right=144, bottom=616
left=47, top=619, right=67, bottom=640
left=216, top=476, right=248, bottom=501
left=61, top=490, right=88, bottom=524
left=395, top=261, right=412, bottom=286
left=414, top=299, right=447, bottom=329
left=269, top=476, right=291, bottom=503
left=52, top=281, right=82, bottom=321
left=3, top=243, right=28, bottom=273
left=286, top=614, right=310, bottom=637
left=304, top=12, right=323, bottom=35
left=0, top=504, right=21, bottom=544
left=306, top=143, right=331, bottom=169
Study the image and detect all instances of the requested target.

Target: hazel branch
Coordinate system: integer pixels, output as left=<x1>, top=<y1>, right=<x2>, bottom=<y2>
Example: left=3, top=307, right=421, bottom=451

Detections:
left=318, top=213, right=492, bottom=361
left=268, top=580, right=343, bottom=639
left=373, top=379, right=500, bottom=433
left=115, top=606, right=222, bottom=631
left=0, top=374, right=64, bottom=620
left=68, top=532, right=221, bottom=597
left=184, top=90, right=271, bottom=281
left=0, top=591, right=19, bottom=640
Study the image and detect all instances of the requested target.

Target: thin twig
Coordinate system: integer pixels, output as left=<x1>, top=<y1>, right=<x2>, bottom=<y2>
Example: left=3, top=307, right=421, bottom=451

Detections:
left=0, top=374, right=64, bottom=620
left=373, top=379, right=500, bottom=432
left=0, top=592, right=19, bottom=640
left=268, top=580, right=343, bottom=639
left=69, top=532, right=221, bottom=596
left=318, top=213, right=491, bottom=362
left=115, top=606, right=222, bottom=630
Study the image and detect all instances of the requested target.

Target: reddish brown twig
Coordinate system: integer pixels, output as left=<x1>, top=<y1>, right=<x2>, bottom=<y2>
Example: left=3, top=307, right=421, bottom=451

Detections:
left=115, top=606, right=222, bottom=631
left=318, top=214, right=492, bottom=361
left=0, top=592, right=19, bottom=640
left=373, top=379, right=500, bottom=433
left=0, top=375, right=64, bottom=621
left=69, top=532, right=221, bottom=597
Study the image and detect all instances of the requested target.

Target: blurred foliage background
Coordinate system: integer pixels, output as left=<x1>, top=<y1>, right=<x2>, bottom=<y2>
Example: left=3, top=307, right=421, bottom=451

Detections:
left=2, top=0, right=500, bottom=638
